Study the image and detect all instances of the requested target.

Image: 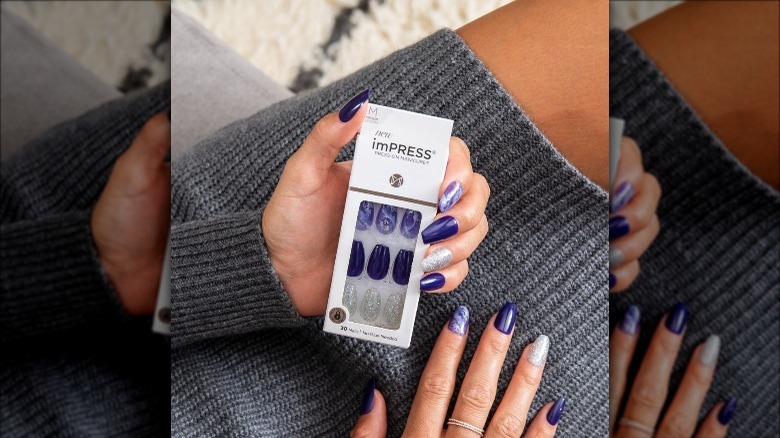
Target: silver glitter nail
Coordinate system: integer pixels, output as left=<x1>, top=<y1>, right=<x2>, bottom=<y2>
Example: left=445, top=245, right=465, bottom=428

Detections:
left=528, top=334, right=550, bottom=367
left=383, top=293, right=403, bottom=329
left=342, top=283, right=357, bottom=315
left=609, top=248, right=624, bottom=268
left=360, top=288, right=381, bottom=322
left=699, top=334, right=721, bottom=367
left=421, top=248, right=453, bottom=272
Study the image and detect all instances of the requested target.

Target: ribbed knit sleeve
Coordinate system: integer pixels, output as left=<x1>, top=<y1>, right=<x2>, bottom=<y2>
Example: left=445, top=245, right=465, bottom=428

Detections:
left=170, top=210, right=305, bottom=348
left=0, top=211, right=125, bottom=342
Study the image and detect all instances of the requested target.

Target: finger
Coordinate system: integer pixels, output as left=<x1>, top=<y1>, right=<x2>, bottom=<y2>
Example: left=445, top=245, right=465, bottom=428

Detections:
left=486, top=335, right=550, bottom=437
left=446, top=302, right=517, bottom=438
left=422, top=174, right=489, bottom=245
left=421, top=215, right=488, bottom=273
left=294, top=88, right=370, bottom=175
left=609, top=305, right=641, bottom=432
left=657, top=335, right=720, bottom=437
left=609, top=259, right=640, bottom=293
left=522, top=398, right=566, bottom=438
left=405, top=305, right=470, bottom=437
left=124, top=113, right=171, bottom=167
left=609, top=215, right=660, bottom=269
left=351, top=379, right=387, bottom=438
left=610, top=137, right=644, bottom=212
left=438, top=137, right=475, bottom=212
left=694, top=398, right=737, bottom=438
left=616, top=303, right=689, bottom=438
left=609, top=173, right=661, bottom=241
left=420, top=259, right=468, bottom=293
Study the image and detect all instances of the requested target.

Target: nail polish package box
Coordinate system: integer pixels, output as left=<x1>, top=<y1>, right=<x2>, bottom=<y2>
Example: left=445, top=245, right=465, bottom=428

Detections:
left=324, top=104, right=453, bottom=348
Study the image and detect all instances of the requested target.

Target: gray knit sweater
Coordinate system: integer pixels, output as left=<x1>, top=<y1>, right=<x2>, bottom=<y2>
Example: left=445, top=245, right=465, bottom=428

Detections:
left=170, top=29, right=608, bottom=437
left=1, top=82, right=171, bottom=436
left=610, top=30, right=780, bottom=436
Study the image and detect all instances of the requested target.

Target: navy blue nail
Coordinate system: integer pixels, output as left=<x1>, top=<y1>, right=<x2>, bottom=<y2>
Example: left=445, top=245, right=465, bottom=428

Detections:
left=359, top=377, right=376, bottom=415
left=448, top=305, right=469, bottom=336
left=399, top=209, right=422, bottom=239
left=546, top=398, right=566, bottom=426
left=367, top=245, right=390, bottom=280
left=392, top=250, right=414, bottom=285
left=609, top=272, right=616, bottom=289
left=421, top=216, right=458, bottom=244
left=665, top=302, right=688, bottom=334
left=356, top=201, right=374, bottom=231
left=420, top=273, right=445, bottom=291
left=609, top=216, right=630, bottom=240
left=347, top=240, right=365, bottom=277
left=717, top=397, right=737, bottom=425
left=339, top=88, right=371, bottom=122
left=375, top=204, right=398, bottom=235
left=619, top=305, right=641, bottom=336
left=610, top=181, right=635, bottom=213
left=438, top=181, right=463, bottom=213
left=494, top=302, right=517, bottom=335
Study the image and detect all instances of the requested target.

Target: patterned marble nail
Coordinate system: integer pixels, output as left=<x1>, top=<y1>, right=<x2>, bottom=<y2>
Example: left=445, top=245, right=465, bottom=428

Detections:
left=438, top=181, right=463, bottom=212
left=367, top=245, right=390, bottom=280
left=360, top=288, right=381, bottom=321
left=609, top=248, right=624, bottom=268
left=375, top=204, right=398, bottom=234
left=448, top=305, right=469, bottom=336
left=619, top=305, right=641, bottom=336
left=342, top=283, right=357, bottom=315
left=399, top=209, right=422, bottom=239
left=699, top=334, right=721, bottom=367
left=610, top=181, right=635, bottom=213
left=392, top=250, right=414, bottom=285
left=356, top=201, right=374, bottom=231
left=383, top=293, right=403, bottom=328
left=421, top=247, right=453, bottom=272
left=528, top=334, right=550, bottom=367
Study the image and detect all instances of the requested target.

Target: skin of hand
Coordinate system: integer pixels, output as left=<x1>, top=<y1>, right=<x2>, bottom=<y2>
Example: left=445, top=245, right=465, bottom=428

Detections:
left=91, top=113, right=171, bottom=315
left=262, top=95, right=490, bottom=317
left=351, top=303, right=561, bottom=438
left=610, top=304, right=734, bottom=437
left=609, top=137, right=661, bottom=292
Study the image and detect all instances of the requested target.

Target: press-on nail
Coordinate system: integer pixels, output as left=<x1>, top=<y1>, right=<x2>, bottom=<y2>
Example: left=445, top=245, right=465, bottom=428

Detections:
left=356, top=201, right=374, bottom=231
left=609, top=216, right=630, bottom=240
left=383, top=293, right=403, bottom=328
left=392, top=250, right=413, bottom=285
left=399, top=209, right=422, bottom=238
left=360, top=288, right=381, bottom=321
left=609, top=248, right=624, bottom=268
left=448, top=305, right=469, bottom=336
left=528, top=334, right=550, bottom=367
left=421, top=247, right=453, bottom=272
left=609, top=273, right=616, bottom=289
left=347, top=240, right=365, bottom=277
left=438, top=181, right=463, bottom=212
left=619, top=305, right=641, bottom=336
left=494, top=302, right=517, bottom=335
left=359, top=377, right=376, bottom=415
left=665, top=302, right=688, bottom=335
left=547, top=398, right=566, bottom=426
left=342, top=283, right=357, bottom=315
left=339, top=88, right=371, bottom=123
left=699, top=334, right=721, bottom=366
left=610, top=181, right=635, bottom=213
left=375, top=204, right=398, bottom=235
left=421, top=216, right=458, bottom=244
left=367, top=245, right=390, bottom=280
left=717, top=397, right=737, bottom=425
left=420, top=273, right=445, bottom=291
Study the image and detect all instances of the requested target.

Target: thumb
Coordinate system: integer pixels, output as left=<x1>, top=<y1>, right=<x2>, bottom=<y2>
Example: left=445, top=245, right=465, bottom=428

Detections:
left=124, top=112, right=171, bottom=168
left=295, top=88, right=370, bottom=174
left=350, top=378, right=387, bottom=438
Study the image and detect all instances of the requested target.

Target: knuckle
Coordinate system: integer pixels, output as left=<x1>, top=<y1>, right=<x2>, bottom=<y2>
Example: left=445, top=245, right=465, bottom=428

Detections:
left=689, top=365, right=713, bottom=387
left=420, top=372, right=454, bottom=399
left=459, top=208, right=479, bottom=229
left=514, top=369, right=539, bottom=392
left=492, top=413, right=525, bottom=438
left=654, top=332, right=679, bottom=356
left=661, top=412, right=695, bottom=437
left=629, top=380, right=665, bottom=411
left=484, top=335, right=507, bottom=357
left=460, top=381, right=494, bottom=411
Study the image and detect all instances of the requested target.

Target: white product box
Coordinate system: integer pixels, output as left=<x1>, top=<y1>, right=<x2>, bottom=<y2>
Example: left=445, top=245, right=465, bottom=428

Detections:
left=323, top=104, right=453, bottom=348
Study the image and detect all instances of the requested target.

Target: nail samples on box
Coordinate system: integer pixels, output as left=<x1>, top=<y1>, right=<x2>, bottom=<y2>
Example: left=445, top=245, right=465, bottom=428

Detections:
left=343, top=201, right=420, bottom=329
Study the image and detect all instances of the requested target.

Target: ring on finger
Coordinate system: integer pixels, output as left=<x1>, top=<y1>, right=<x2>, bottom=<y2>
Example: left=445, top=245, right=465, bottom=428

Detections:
left=446, top=418, right=484, bottom=437
left=618, top=417, right=655, bottom=435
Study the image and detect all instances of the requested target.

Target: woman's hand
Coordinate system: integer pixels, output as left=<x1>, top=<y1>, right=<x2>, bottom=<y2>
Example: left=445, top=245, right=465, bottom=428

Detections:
left=92, top=113, right=171, bottom=315
left=610, top=304, right=737, bottom=437
left=609, top=137, right=661, bottom=292
left=262, top=89, right=490, bottom=316
left=351, top=303, right=564, bottom=438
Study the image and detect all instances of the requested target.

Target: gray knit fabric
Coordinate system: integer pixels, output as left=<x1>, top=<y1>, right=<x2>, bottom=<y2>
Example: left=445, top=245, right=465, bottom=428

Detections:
left=609, top=30, right=780, bottom=436
left=1, top=82, right=171, bottom=436
left=171, top=29, right=608, bottom=437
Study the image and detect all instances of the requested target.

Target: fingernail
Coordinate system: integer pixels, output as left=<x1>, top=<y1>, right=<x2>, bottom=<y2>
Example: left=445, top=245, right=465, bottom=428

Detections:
left=665, top=302, right=688, bottom=334
left=448, top=305, right=469, bottom=336
left=609, top=248, right=624, bottom=268
left=438, top=181, right=464, bottom=212
left=609, top=216, right=630, bottom=240
left=717, top=397, right=737, bottom=425
left=359, top=377, right=376, bottom=415
left=699, top=334, right=721, bottom=367
left=342, top=283, right=357, bottom=314
left=610, top=181, right=635, bottom=213
left=528, top=334, right=550, bottom=367
left=421, top=247, right=453, bottom=272
left=421, top=216, right=459, bottom=244
left=339, top=87, right=371, bottom=123
left=546, top=397, right=566, bottom=426
left=399, top=209, right=422, bottom=239
left=347, top=240, right=365, bottom=277
left=375, top=204, right=398, bottom=235
left=392, top=249, right=413, bottom=285
left=494, top=302, right=517, bottom=335
left=619, top=305, right=641, bottom=336
left=356, top=201, right=374, bottom=231
left=383, top=293, right=403, bottom=328
left=367, top=245, right=390, bottom=280
left=420, top=272, right=445, bottom=291
left=609, top=272, right=616, bottom=289
left=360, top=288, right=381, bottom=321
